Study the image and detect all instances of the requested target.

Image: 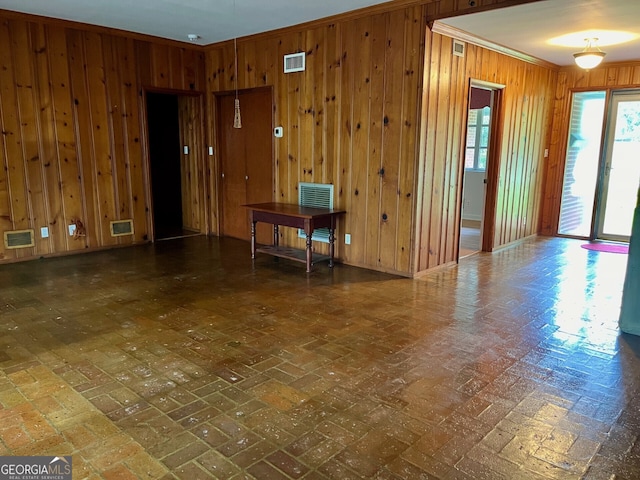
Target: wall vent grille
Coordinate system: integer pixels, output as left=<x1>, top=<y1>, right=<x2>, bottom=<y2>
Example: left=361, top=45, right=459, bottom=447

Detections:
left=453, top=40, right=465, bottom=57
left=298, top=182, right=333, bottom=243
left=110, top=219, right=134, bottom=237
left=284, top=52, right=305, bottom=73
left=4, top=229, right=35, bottom=249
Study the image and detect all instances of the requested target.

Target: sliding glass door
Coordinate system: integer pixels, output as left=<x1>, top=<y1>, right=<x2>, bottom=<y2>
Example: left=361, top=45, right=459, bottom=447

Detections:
left=558, top=89, right=640, bottom=242
left=597, top=91, right=640, bottom=242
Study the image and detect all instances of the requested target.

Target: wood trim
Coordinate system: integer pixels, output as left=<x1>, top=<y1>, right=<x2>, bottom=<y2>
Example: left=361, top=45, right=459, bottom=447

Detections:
left=431, top=20, right=558, bottom=70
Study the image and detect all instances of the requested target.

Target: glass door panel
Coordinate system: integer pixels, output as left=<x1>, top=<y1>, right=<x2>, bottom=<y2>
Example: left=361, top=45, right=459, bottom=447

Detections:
left=558, top=91, right=606, bottom=237
left=597, top=92, right=640, bottom=242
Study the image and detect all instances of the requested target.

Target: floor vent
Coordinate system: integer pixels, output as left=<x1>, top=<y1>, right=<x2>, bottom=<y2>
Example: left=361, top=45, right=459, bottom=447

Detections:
left=110, top=219, right=134, bottom=237
left=284, top=52, right=305, bottom=73
left=4, top=229, right=35, bottom=249
left=298, top=182, right=333, bottom=243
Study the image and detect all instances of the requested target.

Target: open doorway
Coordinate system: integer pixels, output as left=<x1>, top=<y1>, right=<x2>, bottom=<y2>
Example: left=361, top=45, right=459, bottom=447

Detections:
left=146, top=91, right=204, bottom=240
left=460, top=85, right=494, bottom=258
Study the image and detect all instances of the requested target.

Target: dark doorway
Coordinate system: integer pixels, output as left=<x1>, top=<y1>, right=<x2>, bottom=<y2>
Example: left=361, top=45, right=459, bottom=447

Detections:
left=147, top=92, right=184, bottom=240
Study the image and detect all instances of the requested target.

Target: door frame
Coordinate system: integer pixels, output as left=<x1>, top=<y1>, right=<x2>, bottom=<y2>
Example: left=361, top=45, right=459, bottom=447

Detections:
left=142, top=87, right=207, bottom=241
left=459, top=79, right=505, bottom=258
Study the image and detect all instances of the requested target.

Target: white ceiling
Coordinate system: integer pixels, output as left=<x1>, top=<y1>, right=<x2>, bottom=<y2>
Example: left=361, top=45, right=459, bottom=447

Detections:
left=440, top=0, right=640, bottom=66
left=0, top=0, right=393, bottom=45
left=0, top=0, right=638, bottom=67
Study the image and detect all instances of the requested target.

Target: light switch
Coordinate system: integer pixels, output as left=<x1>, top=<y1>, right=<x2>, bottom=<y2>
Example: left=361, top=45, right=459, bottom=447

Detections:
left=41, top=227, right=49, bottom=238
left=183, top=145, right=189, bottom=155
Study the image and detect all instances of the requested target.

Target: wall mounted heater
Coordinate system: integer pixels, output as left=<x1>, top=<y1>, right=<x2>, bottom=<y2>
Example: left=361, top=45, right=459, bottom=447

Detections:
left=284, top=52, right=305, bottom=73
left=298, top=182, right=333, bottom=243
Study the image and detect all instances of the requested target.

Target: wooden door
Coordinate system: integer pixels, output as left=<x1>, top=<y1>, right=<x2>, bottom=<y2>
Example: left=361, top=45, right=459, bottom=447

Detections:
left=218, top=88, right=273, bottom=242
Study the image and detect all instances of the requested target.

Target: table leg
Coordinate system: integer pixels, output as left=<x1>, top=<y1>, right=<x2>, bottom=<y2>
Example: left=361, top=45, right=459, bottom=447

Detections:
left=328, top=228, right=335, bottom=268
left=274, top=224, right=279, bottom=247
left=305, top=232, right=313, bottom=273
left=250, top=220, right=256, bottom=259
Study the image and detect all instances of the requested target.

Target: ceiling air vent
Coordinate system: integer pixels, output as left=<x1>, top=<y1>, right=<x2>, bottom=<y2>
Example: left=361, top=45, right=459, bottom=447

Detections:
left=110, top=219, right=134, bottom=237
left=453, top=40, right=465, bottom=57
left=4, top=229, right=35, bottom=249
left=284, top=52, right=305, bottom=73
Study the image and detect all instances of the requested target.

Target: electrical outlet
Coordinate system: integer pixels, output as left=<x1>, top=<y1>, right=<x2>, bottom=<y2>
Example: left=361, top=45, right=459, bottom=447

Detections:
left=345, top=233, right=351, bottom=245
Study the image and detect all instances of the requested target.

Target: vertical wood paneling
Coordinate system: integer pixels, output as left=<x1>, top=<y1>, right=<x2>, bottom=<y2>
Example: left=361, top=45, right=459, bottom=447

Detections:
left=14, top=21, right=44, bottom=257
left=379, top=10, right=405, bottom=271
left=205, top=5, right=426, bottom=275
left=0, top=12, right=205, bottom=262
left=32, top=24, right=59, bottom=254
left=116, top=36, right=147, bottom=242
left=0, top=1, right=562, bottom=273
left=351, top=15, right=374, bottom=267
left=323, top=24, right=340, bottom=188
left=416, top=30, right=556, bottom=271
left=311, top=27, right=325, bottom=184
left=178, top=95, right=204, bottom=232
left=0, top=20, right=29, bottom=256
left=47, top=26, right=84, bottom=252
left=540, top=61, right=640, bottom=236
left=103, top=36, right=129, bottom=244
left=85, top=31, right=117, bottom=246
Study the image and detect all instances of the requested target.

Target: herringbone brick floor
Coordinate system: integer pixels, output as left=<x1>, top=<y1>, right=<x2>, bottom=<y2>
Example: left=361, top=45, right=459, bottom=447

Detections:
left=0, top=236, right=638, bottom=479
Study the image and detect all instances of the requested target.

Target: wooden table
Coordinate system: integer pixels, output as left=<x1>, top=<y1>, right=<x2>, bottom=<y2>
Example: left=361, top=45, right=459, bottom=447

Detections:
left=244, top=202, right=346, bottom=272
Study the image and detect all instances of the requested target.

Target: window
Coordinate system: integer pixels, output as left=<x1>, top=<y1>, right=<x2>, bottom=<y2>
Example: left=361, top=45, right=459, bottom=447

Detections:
left=465, top=106, right=491, bottom=171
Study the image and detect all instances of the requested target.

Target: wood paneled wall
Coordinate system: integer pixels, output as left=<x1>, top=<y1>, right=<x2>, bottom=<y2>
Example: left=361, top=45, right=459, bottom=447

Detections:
left=205, top=4, right=557, bottom=276
left=415, top=32, right=556, bottom=272
left=178, top=95, right=206, bottom=232
left=0, top=0, right=556, bottom=273
left=206, top=6, right=426, bottom=275
left=541, top=62, right=640, bottom=236
left=0, top=14, right=205, bottom=262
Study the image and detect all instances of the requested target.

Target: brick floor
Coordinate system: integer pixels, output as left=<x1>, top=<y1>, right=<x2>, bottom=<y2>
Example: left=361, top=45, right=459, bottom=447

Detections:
left=0, top=235, right=639, bottom=479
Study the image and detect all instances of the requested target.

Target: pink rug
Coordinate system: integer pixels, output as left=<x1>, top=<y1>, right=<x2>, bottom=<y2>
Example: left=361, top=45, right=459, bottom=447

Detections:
left=581, top=242, right=629, bottom=254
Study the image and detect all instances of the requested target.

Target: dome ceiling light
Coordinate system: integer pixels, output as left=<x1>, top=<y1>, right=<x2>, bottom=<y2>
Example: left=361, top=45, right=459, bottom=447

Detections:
left=573, top=38, right=606, bottom=70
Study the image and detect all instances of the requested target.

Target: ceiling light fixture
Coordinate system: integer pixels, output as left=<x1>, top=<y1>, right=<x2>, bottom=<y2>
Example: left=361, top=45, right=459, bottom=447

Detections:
left=573, top=38, right=606, bottom=70
left=187, top=34, right=200, bottom=42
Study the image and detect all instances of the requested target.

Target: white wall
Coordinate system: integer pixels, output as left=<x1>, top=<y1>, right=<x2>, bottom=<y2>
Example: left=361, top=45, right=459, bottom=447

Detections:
left=462, top=170, right=485, bottom=221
